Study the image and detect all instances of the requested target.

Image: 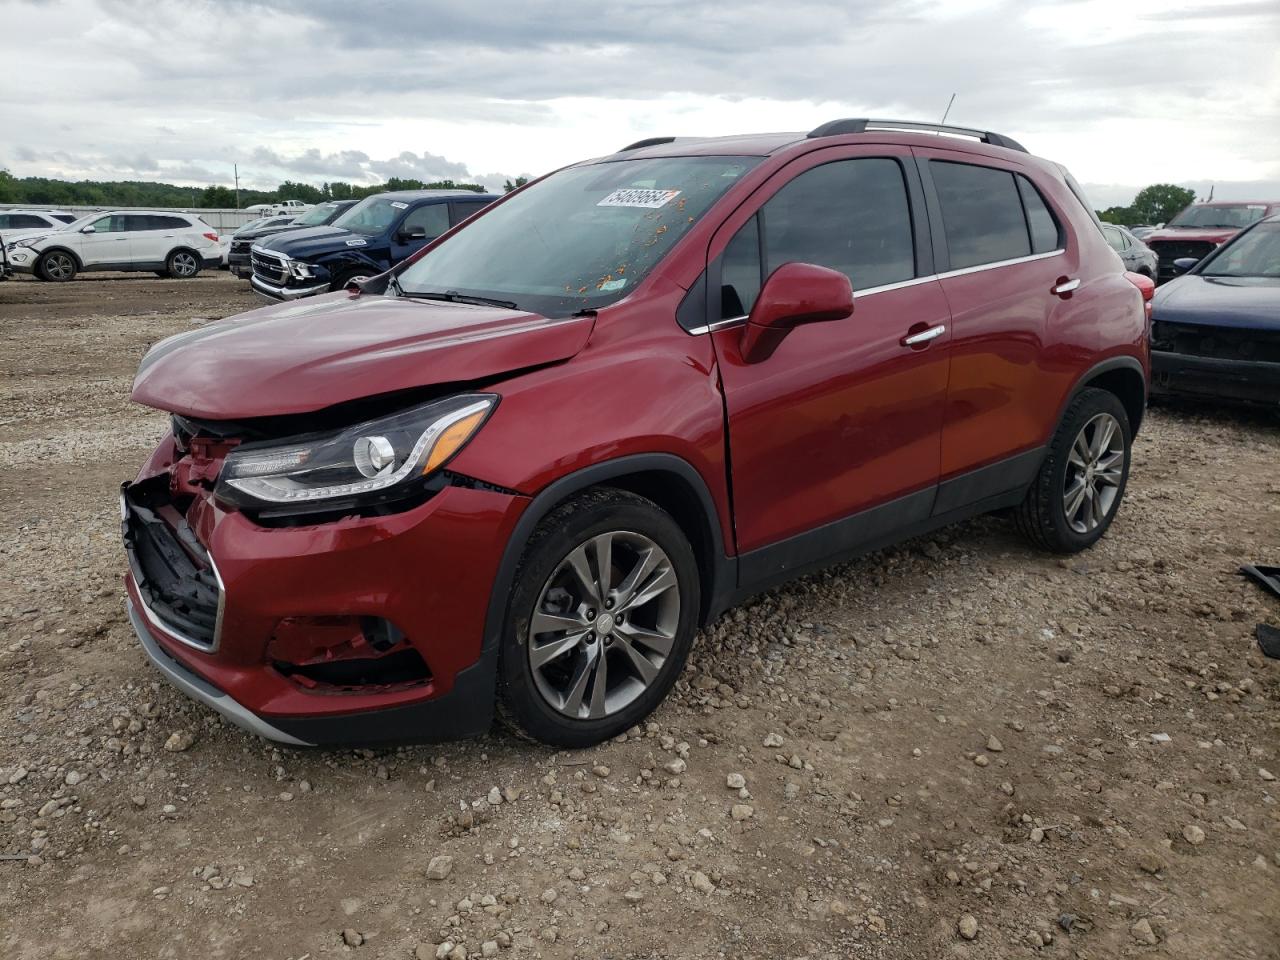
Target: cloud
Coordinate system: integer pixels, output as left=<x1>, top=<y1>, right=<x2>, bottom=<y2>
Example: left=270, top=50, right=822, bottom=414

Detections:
left=0, top=0, right=1276, bottom=197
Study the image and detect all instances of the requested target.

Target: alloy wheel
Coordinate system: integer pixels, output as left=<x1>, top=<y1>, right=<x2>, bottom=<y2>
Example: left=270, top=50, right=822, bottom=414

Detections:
left=1062, top=412, right=1124, bottom=534
left=528, top=530, right=680, bottom=720
left=172, top=252, right=198, bottom=277
left=45, top=253, right=74, bottom=280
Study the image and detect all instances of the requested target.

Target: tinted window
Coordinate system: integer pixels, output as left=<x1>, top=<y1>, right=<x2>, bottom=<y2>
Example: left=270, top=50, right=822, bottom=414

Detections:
left=763, top=158, right=915, bottom=290
left=1, top=214, right=49, bottom=229
left=1016, top=176, right=1062, bottom=253
left=402, top=202, right=450, bottom=236
left=450, top=200, right=491, bottom=227
left=931, top=161, right=1031, bottom=269
left=51, top=213, right=77, bottom=224
left=721, top=214, right=762, bottom=318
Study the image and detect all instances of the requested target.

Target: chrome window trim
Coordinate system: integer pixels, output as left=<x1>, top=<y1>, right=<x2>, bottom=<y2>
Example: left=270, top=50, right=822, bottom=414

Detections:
left=684, top=249, right=1065, bottom=335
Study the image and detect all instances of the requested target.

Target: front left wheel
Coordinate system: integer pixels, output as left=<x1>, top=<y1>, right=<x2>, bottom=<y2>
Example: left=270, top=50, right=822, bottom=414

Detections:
left=497, top=489, right=701, bottom=747
left=37, top=250, right=77, bottom=282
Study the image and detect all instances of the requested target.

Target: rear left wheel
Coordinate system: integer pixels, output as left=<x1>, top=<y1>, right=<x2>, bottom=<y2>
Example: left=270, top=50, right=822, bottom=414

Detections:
left=165, top=250, right=201, bottom=279
left=497, top=489, right=700, bottom=747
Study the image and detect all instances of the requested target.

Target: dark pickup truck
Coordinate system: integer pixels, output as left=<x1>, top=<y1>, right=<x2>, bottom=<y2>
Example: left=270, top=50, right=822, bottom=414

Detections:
left=249, top=190, right=498, bottom=301
left=228, top=201, right=356, bottom=278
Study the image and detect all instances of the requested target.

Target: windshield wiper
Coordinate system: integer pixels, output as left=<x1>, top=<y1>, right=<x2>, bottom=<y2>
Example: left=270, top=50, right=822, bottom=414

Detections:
left=403, top=289, right=519, bottom=310
left=386, top=272, right=405, bottom=297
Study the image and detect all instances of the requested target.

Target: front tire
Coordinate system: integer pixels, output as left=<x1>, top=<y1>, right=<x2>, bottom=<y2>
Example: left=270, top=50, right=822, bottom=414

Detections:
left=165, top=250, right=201, bottom=279
left=1015, top=387, right=1131, bottom=553
left=497, top=489, right=700, bottom=747
left=331, top=267, right=373, bottom=291
left=37, top=250, right=77, bottom=282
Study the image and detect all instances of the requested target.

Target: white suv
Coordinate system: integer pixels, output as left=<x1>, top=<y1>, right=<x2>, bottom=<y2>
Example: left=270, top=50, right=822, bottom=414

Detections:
left=5, top=211, right=221, bottom=281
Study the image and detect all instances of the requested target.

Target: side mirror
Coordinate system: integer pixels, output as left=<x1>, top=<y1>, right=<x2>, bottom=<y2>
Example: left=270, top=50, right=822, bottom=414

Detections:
left=739, top=262, right=854, bottom=363
left=1171, top=257, right=1199, bottom=275
left=80, top=225, right=97, bottom=234
left=398, top=226, right=428, bottom=243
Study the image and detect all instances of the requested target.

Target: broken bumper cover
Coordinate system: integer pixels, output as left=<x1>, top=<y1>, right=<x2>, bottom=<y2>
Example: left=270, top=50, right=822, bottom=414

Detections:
left=127, top=598, right=311, bottom=745
left=124, top=479, right=529, bottom=746
left=1151, top=350, right=1280, bottom=405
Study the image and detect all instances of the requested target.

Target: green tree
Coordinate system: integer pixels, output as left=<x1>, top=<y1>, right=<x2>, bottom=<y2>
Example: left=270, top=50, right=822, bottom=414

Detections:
left=0, top=169, right=17, bottom=203
left=1130, top=184, right=1196, bottom=225
left=199, top=185, right=236, bottom=207
left=1098, top=205, right=1138, bottom=225
left=503, top=176, right=529, bottom=193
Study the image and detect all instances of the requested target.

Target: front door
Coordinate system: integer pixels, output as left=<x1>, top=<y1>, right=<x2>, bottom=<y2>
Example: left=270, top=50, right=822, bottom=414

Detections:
left=390, top=202, right=451, bottom=263
left=78, top=213, right=133, bottom=268
left=709, top=147, right=951, bottom=574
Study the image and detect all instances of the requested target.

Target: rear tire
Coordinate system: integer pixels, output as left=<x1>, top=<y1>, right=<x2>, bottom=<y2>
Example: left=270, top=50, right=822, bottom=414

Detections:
left=37, top=250, right=77, bottom=282
left=497, top=489, right=700, bottom=747
left=165, top=249, right=201, bottom=279
left=1014, top=387, right=1131, bottom=553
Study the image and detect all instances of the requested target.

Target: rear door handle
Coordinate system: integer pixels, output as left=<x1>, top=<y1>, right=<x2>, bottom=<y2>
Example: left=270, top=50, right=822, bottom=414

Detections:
left=901, top=324, right=946, bottom=346
left=1052, top=278, right=1081, bottom=296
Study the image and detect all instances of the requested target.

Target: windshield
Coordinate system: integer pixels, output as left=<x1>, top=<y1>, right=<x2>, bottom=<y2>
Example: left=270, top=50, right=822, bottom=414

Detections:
left=296, top=202, right=339, bottom=227
left=1168, top=204, right=1268, bottom=229
left=1199, top=222, right=1280, bottom=278
left=397, top=156, right=761, bottom=317
left=333, top=196, right=409, bottom=236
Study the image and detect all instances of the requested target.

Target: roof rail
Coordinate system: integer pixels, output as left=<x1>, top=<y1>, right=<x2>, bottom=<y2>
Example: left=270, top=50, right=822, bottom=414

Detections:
left=618, top=136, right=677, bottom=152
left=806, top=118, right=1027, bottom=153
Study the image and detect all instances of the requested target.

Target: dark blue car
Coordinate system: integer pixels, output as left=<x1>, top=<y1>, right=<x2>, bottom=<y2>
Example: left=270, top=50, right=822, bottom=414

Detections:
left=249, top=189, right=498, bottom=301
left=1150, top=214, right=1280, bottom=405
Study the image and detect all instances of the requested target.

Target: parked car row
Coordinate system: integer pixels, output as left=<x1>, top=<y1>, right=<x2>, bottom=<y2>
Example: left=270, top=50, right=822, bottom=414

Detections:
left=121, top=118, right=1157, bottom=748
left=242, top=190, right=498, bottom=300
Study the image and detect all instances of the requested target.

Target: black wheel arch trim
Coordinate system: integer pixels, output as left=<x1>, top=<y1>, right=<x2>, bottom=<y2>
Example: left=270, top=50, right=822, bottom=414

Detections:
left=481, top=453, right=736, bottom=661
left=1055, top=355, right=1147, bottom=437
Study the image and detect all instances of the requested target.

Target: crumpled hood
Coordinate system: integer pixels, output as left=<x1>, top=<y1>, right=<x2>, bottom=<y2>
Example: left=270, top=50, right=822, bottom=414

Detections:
left=1145, top=227, right=1240, bottom=246
left=132, top=292, right=595, bottom=420
left=1152, top=275, right=1280, bottom=331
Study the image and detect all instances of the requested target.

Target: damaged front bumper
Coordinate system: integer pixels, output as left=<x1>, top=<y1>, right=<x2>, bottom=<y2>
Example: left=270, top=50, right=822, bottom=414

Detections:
left=122, top=446, right=530, bottom=746
left=1152, top=350, right=1280, bottom=405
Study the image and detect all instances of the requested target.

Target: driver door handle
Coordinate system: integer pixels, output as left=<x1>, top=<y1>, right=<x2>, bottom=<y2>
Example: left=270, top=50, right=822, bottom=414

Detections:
left=1052, top=278, right=1081, bottom=296
left=901, top=324, right=946, bottom=346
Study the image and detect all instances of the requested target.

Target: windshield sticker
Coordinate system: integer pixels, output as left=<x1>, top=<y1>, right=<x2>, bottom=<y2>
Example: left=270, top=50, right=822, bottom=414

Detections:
left=390, top=201, right=408, bottom=209
left=345, top=238, right=367, bottom=246
left=599, top=278, right=627, bottom=292
left=598, top=188, right=681, bottom=209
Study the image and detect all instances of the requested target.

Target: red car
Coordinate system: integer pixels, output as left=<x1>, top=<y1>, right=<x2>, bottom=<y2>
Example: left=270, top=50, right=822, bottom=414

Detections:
left=1144, top=201, right=1280, bottom=283
left=123, top=119, right=1153, bottom=748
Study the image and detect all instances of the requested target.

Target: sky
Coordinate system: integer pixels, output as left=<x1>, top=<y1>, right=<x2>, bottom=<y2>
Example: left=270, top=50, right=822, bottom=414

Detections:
left=2, top=0, right=1278, bottom=208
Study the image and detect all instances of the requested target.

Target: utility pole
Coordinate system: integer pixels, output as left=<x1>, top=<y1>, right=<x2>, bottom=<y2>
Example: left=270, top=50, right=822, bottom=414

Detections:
left=234, top=164, right=241, bottom=209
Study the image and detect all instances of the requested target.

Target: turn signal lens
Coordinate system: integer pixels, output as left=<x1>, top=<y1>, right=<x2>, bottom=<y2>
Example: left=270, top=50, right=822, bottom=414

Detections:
left=424, top=409, right=487, bottom=474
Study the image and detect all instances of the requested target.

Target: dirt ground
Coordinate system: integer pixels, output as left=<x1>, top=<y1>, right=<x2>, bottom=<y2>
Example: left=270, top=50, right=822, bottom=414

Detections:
left=1, top=271, right=1277, bottom=960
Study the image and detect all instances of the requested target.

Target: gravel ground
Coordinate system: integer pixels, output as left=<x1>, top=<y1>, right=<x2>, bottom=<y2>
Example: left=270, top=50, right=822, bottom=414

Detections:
left=1, top=272, right=1278, bottom=960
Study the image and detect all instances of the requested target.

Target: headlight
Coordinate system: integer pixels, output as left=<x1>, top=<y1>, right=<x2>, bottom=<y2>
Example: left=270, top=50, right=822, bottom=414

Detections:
left=216, top=394, right=496, bottom=510
left=286, top=259, right=313, bottom=279
left=8, top=237, right=45, bottom=251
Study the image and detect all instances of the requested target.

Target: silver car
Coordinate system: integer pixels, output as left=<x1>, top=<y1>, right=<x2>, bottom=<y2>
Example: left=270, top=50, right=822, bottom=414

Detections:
left=1102, top=223, right=1158, bottom=278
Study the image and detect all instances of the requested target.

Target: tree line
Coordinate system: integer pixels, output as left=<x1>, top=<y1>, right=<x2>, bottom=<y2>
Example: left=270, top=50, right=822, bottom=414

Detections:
left=1096, top=183, right=1197, bottom=227
left=0, top=170, right=528, bottom=209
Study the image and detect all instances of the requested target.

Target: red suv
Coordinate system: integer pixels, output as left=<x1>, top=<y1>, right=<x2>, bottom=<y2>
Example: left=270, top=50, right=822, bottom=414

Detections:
left=123, top=119, right=1152, bottom=748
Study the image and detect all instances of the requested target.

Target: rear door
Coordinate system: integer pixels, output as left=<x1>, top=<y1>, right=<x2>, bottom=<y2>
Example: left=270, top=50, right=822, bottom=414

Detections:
left=915, top=149, right=1075, bottom=491
left=710, top=146, right=952, bottom=562
left=125, top=215, right=173, bottom=265
left=77, top=213, right=134, bottom=267
left=449, top=198, right=492, bottom=228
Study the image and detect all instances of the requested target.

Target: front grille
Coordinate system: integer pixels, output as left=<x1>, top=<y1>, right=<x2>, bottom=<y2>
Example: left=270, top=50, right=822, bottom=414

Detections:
left=231, top=239, right=252, bottom=255
left=122, top=479, right=222, bottom=650
left=1152, top=319, right=1280, bottom=364
left=1150, top=239, right=1216, bottom=279
left=250, top=249, right=288, bottom=284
